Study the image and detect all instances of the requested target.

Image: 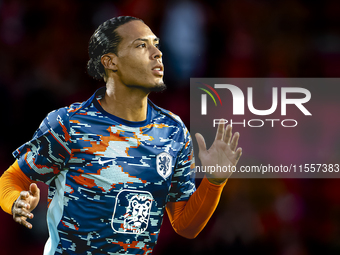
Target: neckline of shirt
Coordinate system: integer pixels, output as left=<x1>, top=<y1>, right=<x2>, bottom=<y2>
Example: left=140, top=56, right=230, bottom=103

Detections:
left=91, top=87, right=152, bottom=127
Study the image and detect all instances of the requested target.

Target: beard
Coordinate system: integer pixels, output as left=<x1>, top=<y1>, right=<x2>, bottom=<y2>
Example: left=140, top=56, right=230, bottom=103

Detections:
left=148, top=82, right=167, bottom=92
left=126, top=81, right=167, bottom=93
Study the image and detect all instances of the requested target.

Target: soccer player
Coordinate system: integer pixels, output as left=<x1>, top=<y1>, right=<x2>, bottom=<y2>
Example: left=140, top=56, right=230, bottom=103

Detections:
left=0, top=16, right=242, bottom=254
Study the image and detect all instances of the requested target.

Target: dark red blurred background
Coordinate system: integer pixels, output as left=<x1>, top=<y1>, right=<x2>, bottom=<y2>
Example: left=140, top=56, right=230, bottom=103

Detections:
left=1, top=0, right=340, bottom=254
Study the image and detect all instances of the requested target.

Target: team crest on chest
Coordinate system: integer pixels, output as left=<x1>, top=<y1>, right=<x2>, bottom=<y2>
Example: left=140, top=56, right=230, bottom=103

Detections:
left=156, top=152, right=172, bottom=179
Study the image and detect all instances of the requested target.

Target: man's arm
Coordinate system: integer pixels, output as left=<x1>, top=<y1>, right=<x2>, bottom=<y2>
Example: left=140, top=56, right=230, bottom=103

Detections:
left=1, top=107, right=72, bottom=229
left=0, top=160, right=40, bottom=229
left=167, top=123, right=242, bottom=238
left=166, top=177, right=225, bottom=239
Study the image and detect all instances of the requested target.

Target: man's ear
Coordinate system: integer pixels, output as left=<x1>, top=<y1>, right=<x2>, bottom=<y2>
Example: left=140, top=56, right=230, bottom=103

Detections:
left=101, top=53, right=118, bottom=72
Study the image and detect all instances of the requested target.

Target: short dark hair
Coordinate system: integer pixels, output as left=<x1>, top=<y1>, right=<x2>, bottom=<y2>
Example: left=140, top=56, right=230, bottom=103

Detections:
left=87, top=16, right=143, bottom=80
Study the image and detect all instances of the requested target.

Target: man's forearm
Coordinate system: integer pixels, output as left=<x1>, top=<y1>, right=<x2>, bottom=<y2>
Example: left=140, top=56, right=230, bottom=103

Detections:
left=166, top=177, right=226, bottom=239
left=0, top=161, right=33, bottom=214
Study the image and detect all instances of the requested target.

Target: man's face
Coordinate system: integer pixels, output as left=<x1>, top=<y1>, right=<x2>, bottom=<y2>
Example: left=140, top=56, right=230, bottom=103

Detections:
left=114, top=20, right=165, bottom=92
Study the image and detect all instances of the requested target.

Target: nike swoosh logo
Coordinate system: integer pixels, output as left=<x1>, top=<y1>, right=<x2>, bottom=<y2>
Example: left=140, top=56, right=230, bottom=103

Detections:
left=98, top=158, right=115, bottom=165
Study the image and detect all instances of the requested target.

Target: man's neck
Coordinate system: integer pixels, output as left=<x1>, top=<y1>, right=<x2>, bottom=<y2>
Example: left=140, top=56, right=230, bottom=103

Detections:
left=100, top=81, right=149, bottom=122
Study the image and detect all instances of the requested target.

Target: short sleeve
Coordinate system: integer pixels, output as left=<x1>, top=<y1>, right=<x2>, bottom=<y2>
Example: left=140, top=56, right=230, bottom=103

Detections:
left=168, top=126, right=196, bottom=202
left=13, top=107, right=72, bottom=184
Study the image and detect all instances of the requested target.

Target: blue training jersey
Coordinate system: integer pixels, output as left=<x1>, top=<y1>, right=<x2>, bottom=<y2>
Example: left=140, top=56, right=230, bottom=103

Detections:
left=13, top=87, right=196, bottom=255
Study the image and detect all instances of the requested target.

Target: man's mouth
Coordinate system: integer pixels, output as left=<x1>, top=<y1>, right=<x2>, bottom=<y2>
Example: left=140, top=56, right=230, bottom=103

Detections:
left=152, top=65, right=164, bottom=76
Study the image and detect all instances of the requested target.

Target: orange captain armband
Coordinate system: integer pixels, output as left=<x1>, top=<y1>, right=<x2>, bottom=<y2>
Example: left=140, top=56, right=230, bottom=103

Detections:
left=0, top=160, right=34, bottom=214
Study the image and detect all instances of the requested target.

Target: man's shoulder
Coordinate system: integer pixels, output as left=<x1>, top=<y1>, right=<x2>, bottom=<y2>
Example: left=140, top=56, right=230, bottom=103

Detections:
left=62, top=94, right=95, bottom=117
left=46, top=102, right=83, bottom=120
left=42, top=99, right=90, bottom=129
left=149, top=101, right=187, bottom=129
left=66, top=102, right=86, bottom=115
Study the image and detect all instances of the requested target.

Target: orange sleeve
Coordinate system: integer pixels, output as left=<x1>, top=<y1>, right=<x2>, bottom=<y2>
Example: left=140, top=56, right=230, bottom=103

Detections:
left=0, top=160, right=34, bottom=215
left=166, top=177, right=226, bottom=239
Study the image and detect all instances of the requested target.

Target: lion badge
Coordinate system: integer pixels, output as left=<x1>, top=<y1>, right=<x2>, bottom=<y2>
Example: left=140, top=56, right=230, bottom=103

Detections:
left=156, top=152, right=172, bottom=179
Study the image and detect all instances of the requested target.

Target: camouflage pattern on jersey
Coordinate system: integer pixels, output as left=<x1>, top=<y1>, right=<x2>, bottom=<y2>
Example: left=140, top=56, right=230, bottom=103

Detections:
left=14, top=87, right=196, bottom=255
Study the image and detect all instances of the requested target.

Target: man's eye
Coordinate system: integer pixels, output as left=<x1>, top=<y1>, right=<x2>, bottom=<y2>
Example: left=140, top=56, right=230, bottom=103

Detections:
left=137, top=43, right=146, bottom=48
left=155, top=43, right=160, bottom=49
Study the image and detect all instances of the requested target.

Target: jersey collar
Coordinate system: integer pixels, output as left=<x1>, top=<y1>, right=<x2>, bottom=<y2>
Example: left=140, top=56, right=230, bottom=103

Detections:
left=89, top=86, right=153, bottom=127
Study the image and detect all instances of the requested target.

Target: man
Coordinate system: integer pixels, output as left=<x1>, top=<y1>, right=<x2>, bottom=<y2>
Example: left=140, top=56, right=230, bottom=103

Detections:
left=0, top=16, right=242, bottom=254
